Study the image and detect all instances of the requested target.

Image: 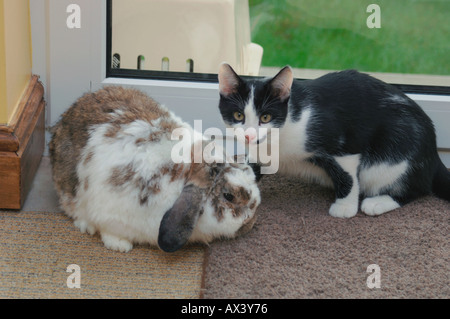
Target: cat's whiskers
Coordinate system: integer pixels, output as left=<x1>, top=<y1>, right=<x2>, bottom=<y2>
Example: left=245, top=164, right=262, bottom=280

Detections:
left=260, top=91, right=274, bottom=112
left=226, top=94, right=245, bottom=107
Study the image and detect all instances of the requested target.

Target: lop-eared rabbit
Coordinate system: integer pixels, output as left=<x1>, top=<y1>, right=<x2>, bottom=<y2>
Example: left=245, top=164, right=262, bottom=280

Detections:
left=49, top=86, right=260, bottom=253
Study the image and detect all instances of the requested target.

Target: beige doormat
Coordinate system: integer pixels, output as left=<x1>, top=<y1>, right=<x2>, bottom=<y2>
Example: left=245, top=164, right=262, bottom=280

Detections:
left=0, top=211, right=206, bottom=299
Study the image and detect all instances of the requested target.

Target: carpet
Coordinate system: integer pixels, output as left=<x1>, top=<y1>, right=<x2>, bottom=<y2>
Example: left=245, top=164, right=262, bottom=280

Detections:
left=0, top=211, right=206, bottom=299
left=0, top=157, right=206, bottom=299
left=203, top=174, right=449, bottom=299
left=2, top=157, right=448, bottom=299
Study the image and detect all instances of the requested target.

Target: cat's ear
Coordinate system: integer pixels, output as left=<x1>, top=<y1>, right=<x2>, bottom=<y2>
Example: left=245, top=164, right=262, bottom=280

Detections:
left=269, top=66, right=293, bottom=101
left=218, top=63, right=241, bottom=96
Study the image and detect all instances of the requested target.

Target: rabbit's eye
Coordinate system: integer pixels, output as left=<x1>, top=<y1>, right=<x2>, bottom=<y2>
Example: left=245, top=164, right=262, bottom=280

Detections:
left=223, top=193, right=234, bottom=202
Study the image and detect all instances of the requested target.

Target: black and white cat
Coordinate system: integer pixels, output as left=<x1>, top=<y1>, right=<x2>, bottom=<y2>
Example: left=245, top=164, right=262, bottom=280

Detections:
left=218, top=63, right=450, bottom=218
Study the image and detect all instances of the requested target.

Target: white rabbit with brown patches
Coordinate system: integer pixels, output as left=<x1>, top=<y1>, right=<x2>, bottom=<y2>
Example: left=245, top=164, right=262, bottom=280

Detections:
left=49, top=86, right=260, bottom=253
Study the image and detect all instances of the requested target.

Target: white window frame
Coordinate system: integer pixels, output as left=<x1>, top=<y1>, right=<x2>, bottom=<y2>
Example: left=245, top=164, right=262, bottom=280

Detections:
left=31, top=0, right=450, bottom=166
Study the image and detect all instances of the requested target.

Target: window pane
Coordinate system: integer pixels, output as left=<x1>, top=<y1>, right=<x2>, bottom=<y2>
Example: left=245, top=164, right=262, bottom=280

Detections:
left=110, top=0, right=261, bottom=76
left=109, top=0, right=450, bottom=87
left=250, top=0, right=450, bottom=86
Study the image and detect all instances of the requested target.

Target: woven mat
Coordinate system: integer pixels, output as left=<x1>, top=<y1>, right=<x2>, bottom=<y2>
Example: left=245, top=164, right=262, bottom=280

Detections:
left=0, top=210, right=206, bottom=299
left=0, top=157, right=206, bottom=298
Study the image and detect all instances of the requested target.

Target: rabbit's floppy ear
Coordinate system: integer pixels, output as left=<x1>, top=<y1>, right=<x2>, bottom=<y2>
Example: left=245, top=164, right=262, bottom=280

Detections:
left=158, top=184, right=203, bottom=252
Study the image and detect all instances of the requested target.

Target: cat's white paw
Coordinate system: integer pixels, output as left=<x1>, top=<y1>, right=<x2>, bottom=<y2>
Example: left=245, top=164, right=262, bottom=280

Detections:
left=361, top=195, right=400, bottom=216
left=74, top=219, right=96, bottom=235
left=329, top=199, right=358, bottom=218
left=101, top=233, right=133, bottom=252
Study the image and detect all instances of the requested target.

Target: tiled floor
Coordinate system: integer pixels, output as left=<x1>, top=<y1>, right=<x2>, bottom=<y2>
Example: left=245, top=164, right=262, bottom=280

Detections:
left=22, top=156, right=61, bottom=213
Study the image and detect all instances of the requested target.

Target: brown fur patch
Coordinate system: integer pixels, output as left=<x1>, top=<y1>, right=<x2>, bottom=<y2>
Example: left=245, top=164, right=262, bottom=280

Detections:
left=186, top=162, right=212, bottom=189
left=148, top=131, right=163, bottom=142
left=135, top=138, right=146, bottom=146
left=135, top=174, right=162, bottom=206
left=104, top=122, right=121, bottom=138
left=169, top=163, right=186, bottom=182
left=213, top=199, right=225, bottom=222
left=236, top=186, right=251, bottom=203
left=83, top=150, right=94, bottom=165
left=227, top=185, right=251, bottom=218
left=159, top=118, right=178, bottom=131
left=231, top=205, right=241, bottom=218
left=155, top=163, right=188, bottom=183
left=108, top=164, right=135, bottom=187
left=148, top=119, right=179, bottom=143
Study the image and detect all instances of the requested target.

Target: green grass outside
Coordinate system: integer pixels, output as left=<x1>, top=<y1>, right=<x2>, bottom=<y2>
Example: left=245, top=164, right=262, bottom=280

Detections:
left=249, top=0, right=450, bottom=75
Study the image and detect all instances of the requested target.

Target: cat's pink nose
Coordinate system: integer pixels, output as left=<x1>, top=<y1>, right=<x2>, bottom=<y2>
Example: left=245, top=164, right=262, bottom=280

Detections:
left=245, top=135, right=255, bottom=143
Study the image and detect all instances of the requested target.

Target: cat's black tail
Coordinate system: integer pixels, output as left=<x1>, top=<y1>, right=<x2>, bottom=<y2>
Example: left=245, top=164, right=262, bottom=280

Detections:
left=432, top=159, right=450, bottom=201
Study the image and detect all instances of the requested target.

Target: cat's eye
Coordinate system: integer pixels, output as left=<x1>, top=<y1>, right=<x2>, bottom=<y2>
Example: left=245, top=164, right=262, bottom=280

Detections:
left=223, top=193, right=234, bottom=202
left=233, top=112, right=245, bottom=122
left=260, top=114, right=272, bottom=123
